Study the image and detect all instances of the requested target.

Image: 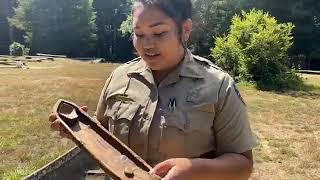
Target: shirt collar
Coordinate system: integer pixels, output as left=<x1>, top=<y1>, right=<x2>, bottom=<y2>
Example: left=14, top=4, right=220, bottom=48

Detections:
left=127, top=49, right=205, bottom=87
left=127, top=50, right=205, bottom=78
left=156, top=49, right=205, bottom=87
left=127, top=57, right=149, bottom=75
left=179, top=49, right=205, bottom=79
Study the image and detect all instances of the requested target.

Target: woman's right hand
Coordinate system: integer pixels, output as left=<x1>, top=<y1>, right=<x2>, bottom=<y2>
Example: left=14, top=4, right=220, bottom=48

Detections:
left=49, top=106, right=88, bottom=139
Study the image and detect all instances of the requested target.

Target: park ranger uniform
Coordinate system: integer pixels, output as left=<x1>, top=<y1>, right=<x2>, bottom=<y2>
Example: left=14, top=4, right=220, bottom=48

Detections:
left=95, top=49, right=256, bottom=166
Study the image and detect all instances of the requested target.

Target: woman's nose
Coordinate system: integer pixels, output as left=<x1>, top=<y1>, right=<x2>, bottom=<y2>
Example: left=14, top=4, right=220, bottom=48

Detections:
left=143, top=36, right=155, bottom=49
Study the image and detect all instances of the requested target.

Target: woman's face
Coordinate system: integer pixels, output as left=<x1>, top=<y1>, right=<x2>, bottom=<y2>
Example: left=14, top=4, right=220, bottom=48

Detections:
left=132, top=3, right=190, bottom=71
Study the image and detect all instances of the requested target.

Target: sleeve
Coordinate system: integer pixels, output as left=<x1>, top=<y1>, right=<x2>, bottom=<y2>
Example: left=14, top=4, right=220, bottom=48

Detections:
left=95, top=72, right=113, bottom=129
left=214, top=74, right=256, bottom=155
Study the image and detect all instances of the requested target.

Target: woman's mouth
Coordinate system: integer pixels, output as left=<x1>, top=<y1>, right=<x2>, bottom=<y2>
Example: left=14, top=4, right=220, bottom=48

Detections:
left=145, top=53, right=160, bottom=60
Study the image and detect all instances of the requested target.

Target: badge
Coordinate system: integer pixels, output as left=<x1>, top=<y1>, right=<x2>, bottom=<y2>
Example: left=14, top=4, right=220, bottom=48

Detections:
left=168, top=98, right=177, bottom=111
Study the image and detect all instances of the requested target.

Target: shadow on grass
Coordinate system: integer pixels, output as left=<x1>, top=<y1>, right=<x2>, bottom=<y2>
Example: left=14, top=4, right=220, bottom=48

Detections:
left=279, top=84, right=320, bottom=98
left=256, top=81, right=320, bottom=98
left=245, top=71, right=320, bottom=98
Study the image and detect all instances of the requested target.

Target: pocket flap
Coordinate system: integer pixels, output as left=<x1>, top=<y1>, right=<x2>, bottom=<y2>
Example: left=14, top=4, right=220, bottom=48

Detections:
left=116, top=102, right=140, bottom=120
left=105, top=101, right=140, bottom=121
left=163, top=110, right=186, bottom=130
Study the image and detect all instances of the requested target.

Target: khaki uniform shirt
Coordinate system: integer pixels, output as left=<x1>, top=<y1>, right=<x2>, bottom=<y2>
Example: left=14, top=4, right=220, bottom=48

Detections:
left=96, top=50, right=256, bottom=166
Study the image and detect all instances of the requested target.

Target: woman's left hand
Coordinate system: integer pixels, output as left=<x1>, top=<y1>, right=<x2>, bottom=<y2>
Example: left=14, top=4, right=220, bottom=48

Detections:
left=150, top=158, right=200, bottom=180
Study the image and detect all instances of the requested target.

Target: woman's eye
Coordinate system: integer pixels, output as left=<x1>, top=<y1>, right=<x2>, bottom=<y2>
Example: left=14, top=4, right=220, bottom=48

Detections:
left=135, top=33, right=144, bottom=38
left=154, top=32, right=166, bottom=37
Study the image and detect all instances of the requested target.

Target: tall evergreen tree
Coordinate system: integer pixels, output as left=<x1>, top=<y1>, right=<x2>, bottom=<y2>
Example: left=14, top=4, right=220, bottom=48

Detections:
left=93, top=0, right=133, bottom=61
left=190, top=0, right=241, bottom=56
left=0, top=0, right=19, bottom=54
left=0, top=0, right=11, bottom=54
left=10, top=0, right=97, bottom=57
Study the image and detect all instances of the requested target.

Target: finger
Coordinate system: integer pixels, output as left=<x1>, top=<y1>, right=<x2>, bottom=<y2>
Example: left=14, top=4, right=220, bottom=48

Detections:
left=151, top=159, right=174, bottom=176
left=64, top=132, right=72, bottom=139
left=59, top=130, right=69, bottom=138
left=49, top=113, right=57, bottom=122
left=59, top=126, right=72, bottom=139
left=59, top=130, right=72, bottom=139
left=81, top=106, right=88, bottom=112
left=50, top=120, right=61, bottom=131
left=62, top=128, right=72, bottom=138
left=163, top=167, right=178, bottom=180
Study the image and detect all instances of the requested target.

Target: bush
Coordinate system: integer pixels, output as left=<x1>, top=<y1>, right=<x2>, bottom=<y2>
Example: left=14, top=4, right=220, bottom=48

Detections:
left=211, top=9, right=300, bottom=90
left=256, top=70, right=303, bottom=91
left=9, top=42, right=26, bottom=56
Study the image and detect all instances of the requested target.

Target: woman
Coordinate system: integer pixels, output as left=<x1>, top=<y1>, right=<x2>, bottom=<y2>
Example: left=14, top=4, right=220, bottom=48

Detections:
left=50, top=0, right=256, bottom=179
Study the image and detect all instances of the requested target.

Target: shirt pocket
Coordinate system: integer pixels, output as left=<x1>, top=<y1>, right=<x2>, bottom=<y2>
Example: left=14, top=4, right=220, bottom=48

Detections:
left=104, top=100, right=140, bottom=145
left=185, top=104, right=216, bottom=157
left=159, top=109, right=187, bottom=158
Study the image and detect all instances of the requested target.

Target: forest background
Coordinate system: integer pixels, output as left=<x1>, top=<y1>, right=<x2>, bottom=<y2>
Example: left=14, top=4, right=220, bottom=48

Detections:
left=1, top=1, right=320, bottom=179
left=0, top=0, right=319, bottom=70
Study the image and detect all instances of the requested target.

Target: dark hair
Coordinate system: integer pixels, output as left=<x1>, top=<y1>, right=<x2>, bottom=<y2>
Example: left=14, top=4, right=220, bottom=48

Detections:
left=133, top=0, right=192, bottom=33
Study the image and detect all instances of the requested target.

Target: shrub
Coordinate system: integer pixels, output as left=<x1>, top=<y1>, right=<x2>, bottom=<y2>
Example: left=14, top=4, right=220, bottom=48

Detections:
left=9, top=42, right=26, bottom=56
left=211, top=9, right=301, bottom=90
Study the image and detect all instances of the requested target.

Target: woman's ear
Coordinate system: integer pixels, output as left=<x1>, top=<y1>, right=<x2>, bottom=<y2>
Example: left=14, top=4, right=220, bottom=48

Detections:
left=182, top=19, right=193, bottom=43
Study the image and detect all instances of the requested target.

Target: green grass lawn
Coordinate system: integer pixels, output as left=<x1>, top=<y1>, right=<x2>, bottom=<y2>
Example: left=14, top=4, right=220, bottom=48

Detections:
left=0, top=59, right=319, bottom=179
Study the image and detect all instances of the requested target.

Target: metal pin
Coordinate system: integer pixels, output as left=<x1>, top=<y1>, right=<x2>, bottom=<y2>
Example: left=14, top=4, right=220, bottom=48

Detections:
left=172, top=98, right=176, bottom=112
left=168, top=98, right=177, bottom=112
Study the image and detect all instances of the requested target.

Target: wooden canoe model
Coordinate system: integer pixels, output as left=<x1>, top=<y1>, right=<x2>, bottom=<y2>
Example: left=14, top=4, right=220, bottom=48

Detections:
left=25, top=99, right=159, bottom=180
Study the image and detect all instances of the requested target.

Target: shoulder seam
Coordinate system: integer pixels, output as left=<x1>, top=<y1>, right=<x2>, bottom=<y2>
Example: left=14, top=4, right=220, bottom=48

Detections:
left=125, top=57, right=141, bottom=65
left=192, top=55, right=224, bottom=72
left=115, top=57, right=141, bottom=70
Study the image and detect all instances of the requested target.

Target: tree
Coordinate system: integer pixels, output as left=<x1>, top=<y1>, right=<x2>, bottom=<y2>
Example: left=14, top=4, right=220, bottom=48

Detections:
left=93, top=0, right=133, bottom=61
left=190, top=0, right=241, bottom=56
left=242, top=0, right=320, bottom=69
left=0, top=0, right=20, bottom=54
left=0, top=0, right=10, bottom=54
left=212, top=9, right=301, bottom=90
left=9, top=0, right=97, bottom=57
left=119, top=0, right=242, bottom=57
